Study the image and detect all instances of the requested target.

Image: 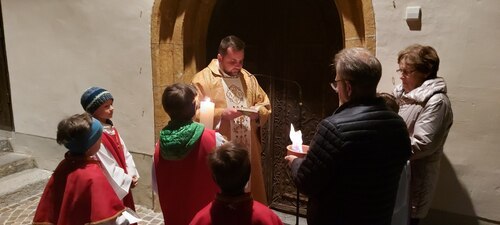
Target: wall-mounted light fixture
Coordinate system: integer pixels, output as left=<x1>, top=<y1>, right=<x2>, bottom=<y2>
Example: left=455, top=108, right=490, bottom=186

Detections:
left=406, top=6, right=422, bottom=30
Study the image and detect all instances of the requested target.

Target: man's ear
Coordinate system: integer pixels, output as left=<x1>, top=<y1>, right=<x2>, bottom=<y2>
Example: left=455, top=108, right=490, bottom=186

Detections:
left=346, top=81, right=353, bottom=97
left=217, top=53, right=223, bottom=62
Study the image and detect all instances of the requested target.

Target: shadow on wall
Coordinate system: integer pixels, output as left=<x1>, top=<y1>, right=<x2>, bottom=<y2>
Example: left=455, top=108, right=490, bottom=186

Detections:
left=421, top=156, right=484, bottom=225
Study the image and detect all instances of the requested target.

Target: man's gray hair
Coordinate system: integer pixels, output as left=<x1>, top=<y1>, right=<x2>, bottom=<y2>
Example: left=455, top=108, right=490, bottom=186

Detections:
left=334, top=47, right=382, bottom=96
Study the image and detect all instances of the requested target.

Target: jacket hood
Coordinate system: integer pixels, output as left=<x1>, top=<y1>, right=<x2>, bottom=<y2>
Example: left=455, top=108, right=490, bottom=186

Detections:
left=394, top=77, right=448, bottom=103
left=159, top=120, right=204, bottom=160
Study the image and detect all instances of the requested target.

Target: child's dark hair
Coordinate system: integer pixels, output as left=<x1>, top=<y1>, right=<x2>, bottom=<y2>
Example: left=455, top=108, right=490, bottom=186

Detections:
left=57, top=113, right=103, bottom=155
left=56, top=113, right=93, bottom=146
left=162, top=83, right=197, bottom=121
left=378, top=92, right=399, bottom=113
left=208, top=142, right=251, bottom=195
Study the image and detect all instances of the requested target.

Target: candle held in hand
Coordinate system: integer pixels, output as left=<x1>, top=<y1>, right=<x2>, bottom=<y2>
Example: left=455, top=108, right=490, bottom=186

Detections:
left=199, top=97, right=215, bottom=129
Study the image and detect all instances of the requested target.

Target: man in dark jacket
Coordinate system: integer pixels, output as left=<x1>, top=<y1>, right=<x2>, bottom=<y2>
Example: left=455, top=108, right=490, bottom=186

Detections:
left=285, top=47, right=411, bottom=225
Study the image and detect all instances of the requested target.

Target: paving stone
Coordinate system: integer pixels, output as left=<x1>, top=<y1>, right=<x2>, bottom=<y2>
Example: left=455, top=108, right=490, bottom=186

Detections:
left=0, top=192, right=165, bottom=225
left=0, top=191, right=305, bottom=225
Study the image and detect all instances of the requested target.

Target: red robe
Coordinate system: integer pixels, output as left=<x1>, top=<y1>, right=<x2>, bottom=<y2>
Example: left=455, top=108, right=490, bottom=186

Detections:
left=153, top=129, right=220, bottom=225
left=33, top=153, right=125, bottom=225
left=101, top=128, right=135, bottom=211
left=189, top=193, right=284, bottom=225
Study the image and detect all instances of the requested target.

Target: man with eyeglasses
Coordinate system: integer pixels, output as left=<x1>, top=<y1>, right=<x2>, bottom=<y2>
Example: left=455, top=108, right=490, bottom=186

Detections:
left=285, top=47, right=412, bottom=225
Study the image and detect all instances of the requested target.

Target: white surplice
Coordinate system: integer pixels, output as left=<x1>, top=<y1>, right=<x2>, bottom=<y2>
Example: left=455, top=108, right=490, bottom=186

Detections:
left=96, top=125, right=140, bottom=200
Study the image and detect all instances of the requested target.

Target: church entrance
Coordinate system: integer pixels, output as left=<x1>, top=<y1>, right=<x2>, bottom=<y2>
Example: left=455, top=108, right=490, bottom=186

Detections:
left=206, top=0, right=343, bottom=214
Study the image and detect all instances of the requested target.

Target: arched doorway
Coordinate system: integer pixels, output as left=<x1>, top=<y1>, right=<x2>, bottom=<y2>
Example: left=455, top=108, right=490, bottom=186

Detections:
left=205, top=0, right=342, bottom=213
left=151, top=0, right=376, bottom=214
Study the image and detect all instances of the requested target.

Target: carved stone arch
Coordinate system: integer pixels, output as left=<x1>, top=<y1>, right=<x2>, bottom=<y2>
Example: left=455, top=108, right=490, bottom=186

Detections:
left=150, top=0, right=376, bottom=137
left=150, top=0, right=217, bottom=136
left=334, top=0, right=377, bottom=52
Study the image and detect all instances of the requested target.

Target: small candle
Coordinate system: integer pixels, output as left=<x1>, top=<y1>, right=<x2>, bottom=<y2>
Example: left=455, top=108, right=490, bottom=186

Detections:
left=200, top=97, right=215, bottom=129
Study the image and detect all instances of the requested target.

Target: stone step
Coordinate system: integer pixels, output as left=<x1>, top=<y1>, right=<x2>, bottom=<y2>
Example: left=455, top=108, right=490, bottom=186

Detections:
left=0, top=138, right=13, bottom=153
left=0, top=152, right=37, bottom=178
left=0, top=168, right=52, bottom=206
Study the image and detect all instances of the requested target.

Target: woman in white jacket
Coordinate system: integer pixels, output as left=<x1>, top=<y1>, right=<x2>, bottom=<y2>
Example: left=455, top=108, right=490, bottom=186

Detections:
left=393, top=44, right=453, bottom=225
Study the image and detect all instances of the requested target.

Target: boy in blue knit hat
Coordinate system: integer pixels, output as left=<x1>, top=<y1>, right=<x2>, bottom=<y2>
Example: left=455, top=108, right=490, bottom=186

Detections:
left=81, top=87, right=140, bottom=213
left=33, top=113, right=133, bottom=224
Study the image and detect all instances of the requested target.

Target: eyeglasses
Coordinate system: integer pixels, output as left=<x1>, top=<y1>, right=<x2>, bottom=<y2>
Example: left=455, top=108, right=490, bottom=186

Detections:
left=330, top=79, right=347, bottom=93
left=396, top=69, right=416, bottom=77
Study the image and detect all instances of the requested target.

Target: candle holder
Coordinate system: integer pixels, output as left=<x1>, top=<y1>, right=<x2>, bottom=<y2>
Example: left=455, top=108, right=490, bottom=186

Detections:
left=286, top=145, right=309, bottom=158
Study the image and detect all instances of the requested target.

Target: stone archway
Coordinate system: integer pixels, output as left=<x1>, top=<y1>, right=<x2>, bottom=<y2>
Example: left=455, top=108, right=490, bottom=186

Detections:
left=151, top=0, right=376, bottom=137
left=150, top=0, right=215, bottom=136
left=334, top=0, right=376, bottom=51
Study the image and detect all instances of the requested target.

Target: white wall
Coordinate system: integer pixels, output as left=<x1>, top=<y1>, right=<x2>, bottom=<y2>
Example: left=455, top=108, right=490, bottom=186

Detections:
left=1, top=0, right=155, bottom=154
left=374, top=0, right=500, bottom=221
left=3, top=0, right=500, bottom=219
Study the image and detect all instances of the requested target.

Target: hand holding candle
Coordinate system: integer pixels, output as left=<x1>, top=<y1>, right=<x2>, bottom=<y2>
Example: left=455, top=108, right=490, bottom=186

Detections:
left=199, top=97, right=215, bottom=129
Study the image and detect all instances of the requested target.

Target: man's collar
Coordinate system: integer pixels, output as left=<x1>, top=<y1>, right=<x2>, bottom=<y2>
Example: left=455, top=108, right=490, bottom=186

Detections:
left=334, top=97, right=382, bottom=114
left=216, top=60, right=233, bottom=78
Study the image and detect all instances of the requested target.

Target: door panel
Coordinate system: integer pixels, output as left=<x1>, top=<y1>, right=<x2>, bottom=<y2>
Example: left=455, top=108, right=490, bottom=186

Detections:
left=0, top=2, right=13, bottom=131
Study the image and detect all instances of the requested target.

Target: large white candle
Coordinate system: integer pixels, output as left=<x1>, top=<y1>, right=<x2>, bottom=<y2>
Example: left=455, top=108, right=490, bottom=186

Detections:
left=199, top=97, right=215, bottom=129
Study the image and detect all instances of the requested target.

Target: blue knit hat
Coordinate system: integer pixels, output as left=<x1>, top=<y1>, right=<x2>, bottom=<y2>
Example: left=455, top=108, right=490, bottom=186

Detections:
left=64, top=118, right=103, bottom=155
left=80, top=87, right=114, bottom=114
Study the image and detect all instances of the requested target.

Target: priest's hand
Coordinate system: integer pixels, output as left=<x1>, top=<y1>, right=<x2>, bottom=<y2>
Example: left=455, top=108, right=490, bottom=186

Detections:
left=221, top=108, right=243, bottom=120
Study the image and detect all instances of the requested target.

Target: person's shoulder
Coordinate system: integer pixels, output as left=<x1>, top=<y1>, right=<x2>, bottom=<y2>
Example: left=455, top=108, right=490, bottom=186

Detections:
left=201, top=128, right=216, bottom=139
left=252, top=200, right=275, bottom=213
left=189, top=202, right=213, bottom=225
left=198, top=128, right=217, bottom=150
left=421, top=92, right=452, bottom=114
left=198, top=59, right=219, bottom=74
left=193, top=66, right=220, bottom=83
left=80, top=162, right=103, bottom=173
left=252, top=201, right=284, bottom=224
left=427, top=91, right=449, bottom=103
left=70, top=162, right=106, bottom=181
left=241, top=68, right=252, bottom=76
left=325, top=103, right=401, bottom=130
left=195, top=65, right=212, bottom=75
left=242, top=70, right=260, bottom=83
left=111, top=125, right=121, bottom=133
left=313, top=115, right=342, bottom=136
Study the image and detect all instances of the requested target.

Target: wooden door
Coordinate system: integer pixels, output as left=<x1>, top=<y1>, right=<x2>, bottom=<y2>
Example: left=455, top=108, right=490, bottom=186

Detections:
left=206, top=0, right=343, bottom=214
left=0, top=2, right=13, bottom=131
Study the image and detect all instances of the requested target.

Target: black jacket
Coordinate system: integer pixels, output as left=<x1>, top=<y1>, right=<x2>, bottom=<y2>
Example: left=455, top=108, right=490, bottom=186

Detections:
left=291, top=98, right=411, bottom=225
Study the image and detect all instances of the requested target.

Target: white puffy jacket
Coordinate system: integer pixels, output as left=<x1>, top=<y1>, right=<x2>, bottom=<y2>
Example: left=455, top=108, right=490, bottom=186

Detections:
left=394, top=77, right=453, bottom=218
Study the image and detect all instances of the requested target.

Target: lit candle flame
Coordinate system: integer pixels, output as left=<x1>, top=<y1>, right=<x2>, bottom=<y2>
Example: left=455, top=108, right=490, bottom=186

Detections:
left=289, top=123, right=303, bottom=152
